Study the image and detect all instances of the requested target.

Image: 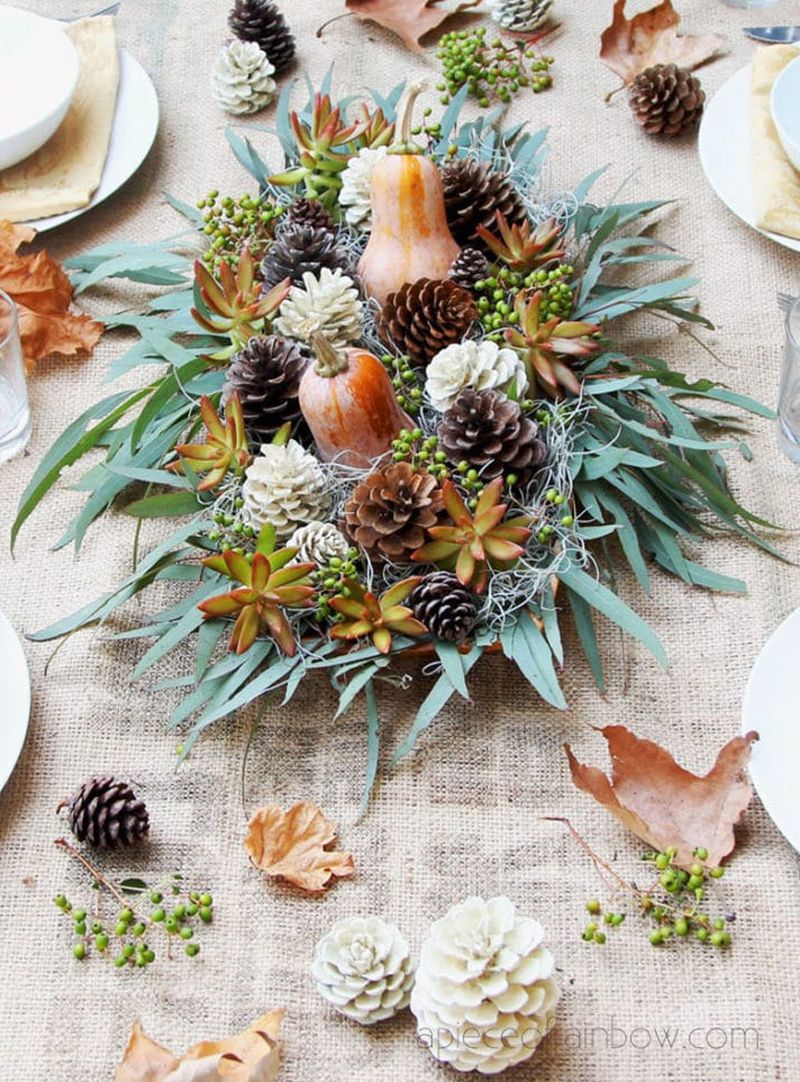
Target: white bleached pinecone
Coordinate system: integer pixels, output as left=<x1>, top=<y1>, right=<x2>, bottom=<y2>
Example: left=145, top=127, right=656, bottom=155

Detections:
left=210, top=40, right=276, bottom=116
left=488, top=0, right=553, bottom=32
left=242, top=439, right=330, bottom=537
left=425, top=339, right=529, bottom=412
left=411, top=896, right=560, bottom=1075
left=339, top=146, right=389, bottom=232
left=312, top=917, right=415, bottom=1025
left=274, top=268, right=363, bottom=350
left=288, top=521, right=350, bottom=565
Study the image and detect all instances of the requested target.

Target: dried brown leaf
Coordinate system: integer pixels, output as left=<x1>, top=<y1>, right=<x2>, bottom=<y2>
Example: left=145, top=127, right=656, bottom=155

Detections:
left=116, top=1012, right=283, bottom=1082
left=244, top=801, right=355, bottom=893
left=0, top=219, right=103, bottom=371
left=564, top=725, right=758, bottom=869
left=345, top=0, right=480, bottom=53
left=599, top=0, right=725, bottom=86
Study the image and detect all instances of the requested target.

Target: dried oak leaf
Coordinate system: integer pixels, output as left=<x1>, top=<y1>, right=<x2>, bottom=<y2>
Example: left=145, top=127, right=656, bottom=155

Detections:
left=244, top=801, right=355, bottom=893
left=564, top=725, right=758, bottom=870
left=116, top=1010, right=283, bottom=1082
left=600, top=0, right=725, bottom=86
left=0, top=219, right=103, bottom=371
left=344, top=0, right=481, bottom=53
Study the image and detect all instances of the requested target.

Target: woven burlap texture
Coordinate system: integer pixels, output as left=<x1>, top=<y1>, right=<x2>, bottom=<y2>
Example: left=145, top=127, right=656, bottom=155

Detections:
left=1, top=1, right=799, bottom=1079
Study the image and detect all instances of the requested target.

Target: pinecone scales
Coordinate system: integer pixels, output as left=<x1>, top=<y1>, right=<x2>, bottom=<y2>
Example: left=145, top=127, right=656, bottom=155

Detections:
left=441, top=159, right=528, bottom=248
left=410, top=572, right=478, bottom=644
left=438, top=388, right=547, bottom=482
left=376, top=279, right=477, bottom=367
left=223, top=335, right=308, bottom=439
left=628, top=64, right=705, bottom=138
left=229, top=0, right=296, bottom=73
left=449, top=247, right=489, bottom=292
left=344, top=462, right=443, bottom=561
left=261, top=221, right=352, bottom=292
left=65, top=776, right=149, bottom=849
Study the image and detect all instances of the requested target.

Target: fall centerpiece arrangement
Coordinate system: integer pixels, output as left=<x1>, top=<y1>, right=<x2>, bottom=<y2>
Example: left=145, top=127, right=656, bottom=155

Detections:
left=14, top=74, right=776, bottom=803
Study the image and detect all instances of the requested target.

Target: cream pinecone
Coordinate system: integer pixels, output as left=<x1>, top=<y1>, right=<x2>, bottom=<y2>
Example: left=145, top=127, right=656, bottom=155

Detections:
left=274, top=268, right=363, bottom=350
left=411, top=896, right=559, bottom=1074
left=312, top=917, right=415, bottom=1025
left=339, top=146, right=389, bottom=232
left=242, top=439, right=330, bottom=537
left=211, top=40, right=276, bottom=116
left=288, top=521, right=350, bottom=565
left=425, top=339, right=529, bottom=412
left=488, top=0, right=553, bottom=32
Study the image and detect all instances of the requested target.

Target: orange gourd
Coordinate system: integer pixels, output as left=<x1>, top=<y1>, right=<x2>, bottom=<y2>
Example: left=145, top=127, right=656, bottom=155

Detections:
left=299, top=334, right=412, bottom=467
left=358, top=81, right=460, bottom=306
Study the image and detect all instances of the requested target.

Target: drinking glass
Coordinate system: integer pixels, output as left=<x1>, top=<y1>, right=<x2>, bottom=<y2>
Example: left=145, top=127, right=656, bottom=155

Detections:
left=721, top=0, right=780, bottom=7
left=0, top=289, right=31, bottom=464
left=778, top=298, right=800, bottom=463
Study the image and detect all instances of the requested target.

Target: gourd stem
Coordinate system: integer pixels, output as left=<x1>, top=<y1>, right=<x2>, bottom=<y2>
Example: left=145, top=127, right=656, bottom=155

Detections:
left=390, top=80, right=426, bottom=155
left=311, top=332, right=349, bottom=378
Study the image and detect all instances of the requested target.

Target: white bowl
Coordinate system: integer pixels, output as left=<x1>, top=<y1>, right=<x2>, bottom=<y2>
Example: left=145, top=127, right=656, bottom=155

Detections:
left=0, top=6, right=80, bottom=171
left=771, top=53, right=800, bottom=173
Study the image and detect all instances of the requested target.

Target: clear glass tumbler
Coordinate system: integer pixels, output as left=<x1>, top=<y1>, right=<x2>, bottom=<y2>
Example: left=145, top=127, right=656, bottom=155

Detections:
left=778, top=298, right=800, bottom=463
left=0, top=288, right=31, bottom=464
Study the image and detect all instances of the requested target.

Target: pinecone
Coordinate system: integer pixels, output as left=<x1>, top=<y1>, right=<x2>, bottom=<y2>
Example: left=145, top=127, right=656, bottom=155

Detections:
left=64, top=776, right=149, bottom=849
left=261, top=221, right=351, bottom=292
left=489, top=0, right=553, bottom=32
left=210, top=40, right=276, bottom=116
left=228, top=0, right=296, bottom=74
left=441, top=159, right=528, bottom=248
left=410, top=572, right=478, bottom=644
left=344, top=461, right=443, bottom=561
left=223, top=335, right=308, bottom=439
left=376, top=279, right=478, bottom=367
left=438, top=388, right=547, bottom=482
left=628, top=64, right=705, bottom=138
left=448, top=247, right=489, bottom=292
left=283, top=198, right=335, bottom=233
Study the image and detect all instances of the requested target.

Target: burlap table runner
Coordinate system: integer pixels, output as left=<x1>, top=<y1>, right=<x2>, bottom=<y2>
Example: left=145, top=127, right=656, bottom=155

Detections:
left=1, top=1, right=799, bottom=1078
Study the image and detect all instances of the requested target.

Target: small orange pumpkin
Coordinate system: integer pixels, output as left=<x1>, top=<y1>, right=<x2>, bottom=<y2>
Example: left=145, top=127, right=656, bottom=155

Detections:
left=358, top=81, right=460, bottom=306
left=298, top=334, right=412, bottom=467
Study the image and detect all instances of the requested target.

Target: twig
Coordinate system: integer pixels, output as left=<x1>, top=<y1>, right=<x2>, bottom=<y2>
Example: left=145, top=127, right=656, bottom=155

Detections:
left=543, top=816, right=638, bottom=896
left=604, top=83, right=626, bottom=104
left=316, top=11, right=355, bottom=38
left=54, top=838, right=129, bottom=908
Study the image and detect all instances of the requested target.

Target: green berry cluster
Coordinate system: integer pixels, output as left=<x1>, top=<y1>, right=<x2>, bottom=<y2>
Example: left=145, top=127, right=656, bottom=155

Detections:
left=452, top=460, right=487, bottom=511
left=582, top=899, right=625, bottom=945
left=197, top=190, right=284, bottom=275
left=54, top=879, right=214, bottom=968
left=536, top=486, right=573, bottom=544
left=391, top=429, right=449, bottom=480
left=475, top=265, right=575, bottom=338
left=207, top=498, right=253, bottom=553
left=436, top=28, right=554, bottom=108
left=312, top=548, right=361, bottom=624
left=381, top=354, right=424, bottom=416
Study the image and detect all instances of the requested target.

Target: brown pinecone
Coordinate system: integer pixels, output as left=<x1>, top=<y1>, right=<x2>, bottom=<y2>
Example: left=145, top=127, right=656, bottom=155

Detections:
left=223, top=335, right=308, bottom=439
left=438, top=388, right=547, bottom=482
left=344, top=461, right=443, bottom=561
left=64, top=776, right=149, bottom=849
left=284, top=197, right=336, bottom=233
left=261, top=221, right=351, bottom=292
left=441, top=159, right=528, bottom=248
left=376, top=279, right=478, bottom=367
left=228, top=0, right=296, bottom=73
left=628, top=64, right=704, bottom=138
left=410, top=572, right=478, bottom=644
left=448, top=247, right=489, bottom=292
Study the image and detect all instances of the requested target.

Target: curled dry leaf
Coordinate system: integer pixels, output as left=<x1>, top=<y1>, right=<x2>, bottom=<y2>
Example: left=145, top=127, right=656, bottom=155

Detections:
left=600, top=0, right=725, bottom=86
left=344, top=0, right=481, bottom=53
left=244, top=801, right=355, bottom=893
left=564, top=725, right=758, bottom=870
left=0, top=219, right=103, bottom=371
left=116, top=1010, right=283, bottom=1082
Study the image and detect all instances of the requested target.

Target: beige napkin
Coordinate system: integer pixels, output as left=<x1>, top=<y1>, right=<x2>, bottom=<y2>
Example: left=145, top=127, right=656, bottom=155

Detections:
left=751, top=44, right=800, bottom=241
left=0, top=16, right=119, bottom=223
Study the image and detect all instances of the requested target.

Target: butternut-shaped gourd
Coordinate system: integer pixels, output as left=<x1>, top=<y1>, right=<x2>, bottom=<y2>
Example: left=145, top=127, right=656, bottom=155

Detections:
left=299, top=334, right=412, bottom=467
left=358, top=81, right=460, bottom=305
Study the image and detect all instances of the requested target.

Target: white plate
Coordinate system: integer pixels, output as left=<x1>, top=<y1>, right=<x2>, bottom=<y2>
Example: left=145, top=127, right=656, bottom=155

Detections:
left=698, top=63, right=800, bottom=256
left=742, top=608, right=800, bottom=853
left=20, top=46, right=159, bottom=232
left=0, top=610, right=31, bottom=792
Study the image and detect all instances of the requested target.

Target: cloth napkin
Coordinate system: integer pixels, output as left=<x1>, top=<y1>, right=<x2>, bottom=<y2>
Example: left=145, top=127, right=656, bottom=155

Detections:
left=0, top=16, right=119, bottom=223
left=751, top=44, right=800, bottom=241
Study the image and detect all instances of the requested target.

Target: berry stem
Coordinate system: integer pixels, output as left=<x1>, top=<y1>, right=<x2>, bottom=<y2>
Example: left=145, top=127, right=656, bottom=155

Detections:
left=54, top=838, right=129, bottom=908
left=544, top=816, right=634, bottom=896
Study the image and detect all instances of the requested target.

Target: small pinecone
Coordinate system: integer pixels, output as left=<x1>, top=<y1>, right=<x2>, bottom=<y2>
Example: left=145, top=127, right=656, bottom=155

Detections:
left=229, top=0, right=296, bottom=73
left=376, top=279, right=478, bottom=367
left=448, top=247, right=489, bottom=292
left=441, top=159, right=528, bottom=248
left=65, top=776, right=149, bottom=849
left=344, top=461, right=443, bottom=561
left=283, top=198, right=335, bottom=233
left=410, top=572, right=478, bottom=644
left=438, top=388, right=547, bottom=482
left=223, top=335, right=308, bottom=438
left=628, top=64, right=705, bottom=138
left=261, top=221, right=351, bottom=292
